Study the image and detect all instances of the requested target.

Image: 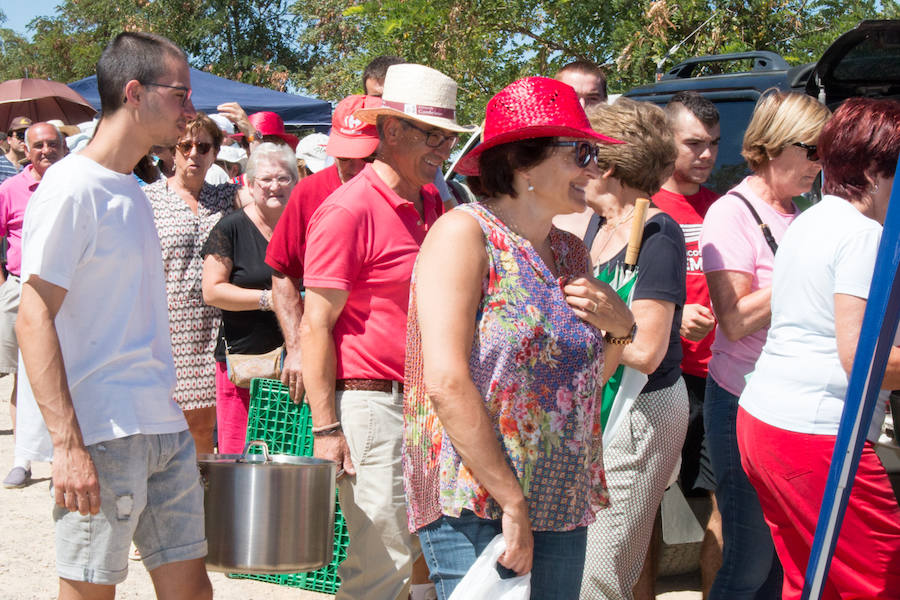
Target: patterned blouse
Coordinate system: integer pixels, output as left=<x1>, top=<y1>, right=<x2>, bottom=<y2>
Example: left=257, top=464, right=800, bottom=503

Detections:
left=145, top=179, right=238, bottom=410
left=403, top=202, right=609, bottom=533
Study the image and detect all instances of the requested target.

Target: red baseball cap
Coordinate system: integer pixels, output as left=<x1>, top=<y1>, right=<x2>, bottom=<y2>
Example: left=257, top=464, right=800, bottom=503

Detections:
left=326, top=95, right=380, bottom=159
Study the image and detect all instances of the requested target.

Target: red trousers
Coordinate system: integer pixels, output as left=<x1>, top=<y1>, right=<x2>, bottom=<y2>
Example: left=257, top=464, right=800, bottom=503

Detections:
left=737, top=407, right=900, bottom=599
left=215, top=360, right=251, bottom=454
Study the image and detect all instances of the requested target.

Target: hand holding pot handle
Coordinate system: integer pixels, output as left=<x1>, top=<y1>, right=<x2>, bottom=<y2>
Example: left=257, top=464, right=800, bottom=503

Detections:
left=314, top=434, right=355, bottom=478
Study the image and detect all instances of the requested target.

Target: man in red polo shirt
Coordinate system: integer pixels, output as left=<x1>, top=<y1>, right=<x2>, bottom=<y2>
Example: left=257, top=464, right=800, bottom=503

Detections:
left=300, top=63, right=471, bottom=600
left=651, top=90, right=722, bottom=595
left=266, top=94, right=381, bottom=401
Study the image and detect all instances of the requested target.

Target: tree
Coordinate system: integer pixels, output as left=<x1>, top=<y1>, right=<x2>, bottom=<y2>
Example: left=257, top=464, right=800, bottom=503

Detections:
left=292, top=0, right=898, bottom=120
left=0, top=0, right=314, bottom=90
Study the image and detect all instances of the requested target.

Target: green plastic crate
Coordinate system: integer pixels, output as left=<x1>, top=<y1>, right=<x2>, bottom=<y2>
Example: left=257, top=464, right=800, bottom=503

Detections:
left=230, top=378, right=348, bottom=595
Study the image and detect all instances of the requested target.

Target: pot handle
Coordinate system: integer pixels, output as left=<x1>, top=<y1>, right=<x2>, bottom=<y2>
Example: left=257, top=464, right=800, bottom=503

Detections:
left=239, top=440, right=271, bottom=463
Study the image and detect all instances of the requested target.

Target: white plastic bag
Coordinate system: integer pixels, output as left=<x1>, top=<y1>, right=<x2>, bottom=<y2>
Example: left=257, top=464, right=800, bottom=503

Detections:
left=448, top=534, right=531, bottom=600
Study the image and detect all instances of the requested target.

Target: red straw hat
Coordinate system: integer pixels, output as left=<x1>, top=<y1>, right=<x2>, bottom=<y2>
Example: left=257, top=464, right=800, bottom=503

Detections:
left=326, top=95, right=380, bottom=159
left=233, top=111, right=299, bottom=151
left=456, top=77, right=622, bottom=176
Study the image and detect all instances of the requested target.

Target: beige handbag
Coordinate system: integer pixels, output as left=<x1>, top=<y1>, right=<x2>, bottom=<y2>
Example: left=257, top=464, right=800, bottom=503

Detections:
left=224, top=341, right=285, bottom=388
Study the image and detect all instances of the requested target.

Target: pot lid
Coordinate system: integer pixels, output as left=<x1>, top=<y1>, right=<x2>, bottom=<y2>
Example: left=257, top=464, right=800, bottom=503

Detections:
left=806, top=20, right=900, bottom=105
left=197, top=440, right=336, bottom=467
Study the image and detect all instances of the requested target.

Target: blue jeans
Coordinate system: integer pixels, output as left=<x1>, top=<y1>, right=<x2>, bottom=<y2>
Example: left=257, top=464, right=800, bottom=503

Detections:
left=704, top=376, right=783, bottom=599
left=418, top=510, right=587, bottom=600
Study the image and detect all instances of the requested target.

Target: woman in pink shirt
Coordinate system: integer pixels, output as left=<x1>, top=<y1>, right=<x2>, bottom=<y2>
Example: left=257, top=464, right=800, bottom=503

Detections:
left=699, top=91, right=830, bottom=599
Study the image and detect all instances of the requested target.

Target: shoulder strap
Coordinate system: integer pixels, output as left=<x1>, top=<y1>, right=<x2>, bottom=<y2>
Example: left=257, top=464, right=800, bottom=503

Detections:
left=730, top=191, right=779, bottom=255
left=582, top=212, right=604, bottom=248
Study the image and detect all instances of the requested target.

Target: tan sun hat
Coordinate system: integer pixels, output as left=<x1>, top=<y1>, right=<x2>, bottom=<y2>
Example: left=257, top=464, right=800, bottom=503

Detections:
left=354, top=64, right=476, bottom=134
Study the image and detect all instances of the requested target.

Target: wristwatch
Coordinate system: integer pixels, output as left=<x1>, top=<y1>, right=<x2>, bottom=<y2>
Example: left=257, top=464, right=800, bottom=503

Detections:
left=604, top=321, right=637, bottom=345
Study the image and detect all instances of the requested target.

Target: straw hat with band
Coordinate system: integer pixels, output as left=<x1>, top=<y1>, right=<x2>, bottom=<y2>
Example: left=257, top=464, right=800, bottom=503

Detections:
left=354, top=64, right=476, bottom=134
left=233, top=111, right=299, bottom=151
left=455, top=77, right=623, bottom=176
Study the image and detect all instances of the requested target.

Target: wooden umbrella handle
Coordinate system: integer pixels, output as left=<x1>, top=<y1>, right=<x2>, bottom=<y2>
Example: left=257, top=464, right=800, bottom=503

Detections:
left=624, top=198, right=651, bottom=269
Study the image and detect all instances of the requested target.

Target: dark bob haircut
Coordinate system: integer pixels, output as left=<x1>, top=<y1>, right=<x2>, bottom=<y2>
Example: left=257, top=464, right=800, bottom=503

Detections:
left=819, top=97, right=900, bottom=202
left=476, top=138, right=556, bottom=199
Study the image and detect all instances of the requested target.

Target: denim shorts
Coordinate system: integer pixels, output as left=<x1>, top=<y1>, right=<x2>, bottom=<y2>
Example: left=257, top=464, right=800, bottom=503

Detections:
left=53, top=430, right=207, bottom=585
left=418, top=510, right=587, bottom=600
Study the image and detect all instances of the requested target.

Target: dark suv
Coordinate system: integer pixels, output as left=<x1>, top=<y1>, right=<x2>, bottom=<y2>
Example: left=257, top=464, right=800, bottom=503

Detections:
left=623, top=20, right=900, bottom=195
left=623, top=51, right=812, bottom=194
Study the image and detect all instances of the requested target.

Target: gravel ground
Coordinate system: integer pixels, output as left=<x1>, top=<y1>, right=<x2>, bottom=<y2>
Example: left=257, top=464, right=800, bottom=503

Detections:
left=0, top=376, right=700, bottom=599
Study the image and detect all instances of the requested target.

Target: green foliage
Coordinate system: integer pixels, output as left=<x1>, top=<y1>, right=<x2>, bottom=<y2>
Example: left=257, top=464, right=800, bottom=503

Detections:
left=293, top=0, right=897, bottom=122
left=0, top=0, right=896, bottom=119
left=0, top=0, right=312, bottom=90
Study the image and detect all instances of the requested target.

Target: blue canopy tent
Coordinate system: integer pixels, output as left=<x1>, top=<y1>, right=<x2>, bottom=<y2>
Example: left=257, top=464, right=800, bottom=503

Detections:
left=68, top=68, right=332, bottom=129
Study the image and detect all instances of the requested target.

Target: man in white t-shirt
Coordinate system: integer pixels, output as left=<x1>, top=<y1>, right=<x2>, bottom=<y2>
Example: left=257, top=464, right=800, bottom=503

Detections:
left=16, top=32, right=212, bottom=599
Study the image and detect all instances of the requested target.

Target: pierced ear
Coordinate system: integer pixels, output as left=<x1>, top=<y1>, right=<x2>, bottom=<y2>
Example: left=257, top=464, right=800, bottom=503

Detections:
left=123, top=79, right=143, bottom=106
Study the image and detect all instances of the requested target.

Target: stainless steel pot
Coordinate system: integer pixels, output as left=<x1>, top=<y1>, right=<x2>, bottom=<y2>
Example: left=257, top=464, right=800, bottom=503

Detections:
left=198, top=441, right=337, bottom=573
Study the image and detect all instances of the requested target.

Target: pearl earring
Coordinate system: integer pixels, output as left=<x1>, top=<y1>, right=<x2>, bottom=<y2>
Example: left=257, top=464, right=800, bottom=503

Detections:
left=527, top=183, right=534, bottom=192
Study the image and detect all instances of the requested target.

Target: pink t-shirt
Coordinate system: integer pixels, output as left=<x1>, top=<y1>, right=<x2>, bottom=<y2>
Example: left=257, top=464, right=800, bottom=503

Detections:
left=0, top=165, right=39, bottom=277
left=699, top=177, right=797, bottom=395
left=303, top=164, right=442, bottom=381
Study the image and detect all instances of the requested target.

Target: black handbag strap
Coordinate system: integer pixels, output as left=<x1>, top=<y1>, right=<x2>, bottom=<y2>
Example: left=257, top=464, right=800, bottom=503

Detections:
left=730, top=191, right=779, bottom=255
left=582, top=212, right=604, bottom=247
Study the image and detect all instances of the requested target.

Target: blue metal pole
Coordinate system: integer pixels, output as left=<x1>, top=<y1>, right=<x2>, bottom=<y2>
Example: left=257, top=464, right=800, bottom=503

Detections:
left=802, top=157, right=900, bottom=598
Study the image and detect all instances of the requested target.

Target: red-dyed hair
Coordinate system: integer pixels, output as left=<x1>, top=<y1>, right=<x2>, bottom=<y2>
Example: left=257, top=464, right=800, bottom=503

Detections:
left=819, top=98, right=900, bottom=201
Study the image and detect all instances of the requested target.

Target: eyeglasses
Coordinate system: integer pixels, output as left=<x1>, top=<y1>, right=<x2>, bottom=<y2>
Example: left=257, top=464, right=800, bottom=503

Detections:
left=175, top=141, right=213, bottom=155
left=143, top=82, right=192, bottom=107
left=400, top=120, right=459, bottom=149
left=9, top=131, right=26, bottom=141
left=792, top=142, right=819, bottom=162
left=549, top=141, right=599, bottom=168
left=255, top=175, right=293, bottom=187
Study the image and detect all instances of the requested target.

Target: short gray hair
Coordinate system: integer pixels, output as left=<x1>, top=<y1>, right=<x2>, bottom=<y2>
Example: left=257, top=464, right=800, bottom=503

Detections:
left=245, top=142, right=299, bottom=186
left=24, top=123, right=65, bottom=151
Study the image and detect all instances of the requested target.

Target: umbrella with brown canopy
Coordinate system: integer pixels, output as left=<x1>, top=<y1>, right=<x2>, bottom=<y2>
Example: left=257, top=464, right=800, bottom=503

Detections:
left=0, top=78, right=96, bottom=130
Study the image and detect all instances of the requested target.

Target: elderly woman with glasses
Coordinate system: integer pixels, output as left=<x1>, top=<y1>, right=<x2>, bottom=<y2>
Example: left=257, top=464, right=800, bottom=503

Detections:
left=201, top=143, right=297, bottom=453
left=698, top=91, right=831, bottom=598
left=145, top=112, right=240, bottom=454
left=403, top=77, right=634, bottom=599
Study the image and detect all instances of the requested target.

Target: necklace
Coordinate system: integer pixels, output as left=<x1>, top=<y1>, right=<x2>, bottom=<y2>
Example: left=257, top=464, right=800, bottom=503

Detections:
left=600, top=205, right=635, bottom=230
left=592, top=205, right=636, bottom=262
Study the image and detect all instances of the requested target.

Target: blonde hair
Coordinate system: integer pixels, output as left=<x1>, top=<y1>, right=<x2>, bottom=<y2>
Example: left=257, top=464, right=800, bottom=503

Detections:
left=588, top=98, right=676, bottom=194
left=741, top=90, right=831, bottom=172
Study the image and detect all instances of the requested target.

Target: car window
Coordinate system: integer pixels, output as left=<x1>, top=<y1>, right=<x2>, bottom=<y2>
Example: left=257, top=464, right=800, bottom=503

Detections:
left=832, top=36, right=900, bottom=82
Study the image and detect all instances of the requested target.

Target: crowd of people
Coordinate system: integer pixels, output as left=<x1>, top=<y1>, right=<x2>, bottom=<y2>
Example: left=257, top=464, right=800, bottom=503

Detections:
left=0, top=28, right=899, bottom=600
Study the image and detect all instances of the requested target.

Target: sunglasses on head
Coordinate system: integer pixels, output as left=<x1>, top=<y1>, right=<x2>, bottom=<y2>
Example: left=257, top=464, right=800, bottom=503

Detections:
left=175, top=141, right=213, bottom=155
left=548, top=141, right=599, bottom=168
left=792, top=142, right=819, bottom=162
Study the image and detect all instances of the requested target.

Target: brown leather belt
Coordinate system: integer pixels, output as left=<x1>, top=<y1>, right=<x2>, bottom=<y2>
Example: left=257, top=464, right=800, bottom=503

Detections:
left=335, top=378, right=403, bottom=394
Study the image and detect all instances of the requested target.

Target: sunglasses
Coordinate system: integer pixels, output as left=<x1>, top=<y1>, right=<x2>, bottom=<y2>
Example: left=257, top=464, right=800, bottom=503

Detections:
left=175, top=141, right=213, bottom=155
left=792, top=142, right=819, bottom=162
left=9, top=130, right=26, bottom=141
left=549, top=141, right=599, bottom=168
left=400, top=120, right=459, bottom=149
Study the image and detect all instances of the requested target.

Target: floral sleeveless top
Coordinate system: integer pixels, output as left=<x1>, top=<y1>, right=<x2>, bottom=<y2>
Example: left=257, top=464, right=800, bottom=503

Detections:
left=403, top=202, right=609, bottom=533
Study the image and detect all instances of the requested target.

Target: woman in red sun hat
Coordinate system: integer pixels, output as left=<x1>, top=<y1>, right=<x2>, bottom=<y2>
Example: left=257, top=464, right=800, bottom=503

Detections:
left=402, top=76, right=634, bottom=599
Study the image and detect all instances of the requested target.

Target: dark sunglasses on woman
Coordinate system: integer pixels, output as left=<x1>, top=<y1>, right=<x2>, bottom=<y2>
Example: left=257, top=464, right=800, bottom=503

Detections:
left=549, top=140, right=599, bottom=168
left=792, top=141, right=819, bottom=162
left=175, top=141, right=213, bottom=155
